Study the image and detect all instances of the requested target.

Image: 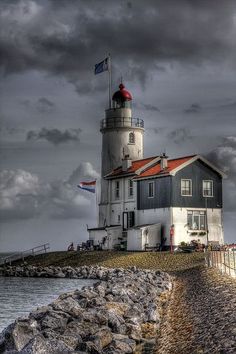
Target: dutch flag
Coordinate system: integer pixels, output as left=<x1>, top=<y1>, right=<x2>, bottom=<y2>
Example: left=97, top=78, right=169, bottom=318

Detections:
left=78, top=180, right=96, bottom=194
left=94, top=57, right=109, bottom=75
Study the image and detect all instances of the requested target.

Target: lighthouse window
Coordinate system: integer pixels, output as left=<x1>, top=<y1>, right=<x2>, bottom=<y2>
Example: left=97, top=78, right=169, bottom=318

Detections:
left=115, top=181, right=120, bottom=199
left=129, top=132, right=135, bottom=144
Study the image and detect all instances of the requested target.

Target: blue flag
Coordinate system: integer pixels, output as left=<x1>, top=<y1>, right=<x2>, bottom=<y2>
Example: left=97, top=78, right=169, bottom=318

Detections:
left=94, top=57, right=109, bottom=75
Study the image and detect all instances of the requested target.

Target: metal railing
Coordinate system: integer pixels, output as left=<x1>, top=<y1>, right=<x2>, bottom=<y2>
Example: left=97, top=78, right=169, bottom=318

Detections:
left=100, top=117, right=144, bottom=130
left=0, top=243, right=50, bottom=266
left=207, top=250, right=236, bottom=278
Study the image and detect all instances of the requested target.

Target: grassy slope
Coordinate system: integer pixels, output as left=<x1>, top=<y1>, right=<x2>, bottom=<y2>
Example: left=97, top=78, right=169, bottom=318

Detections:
left=12, top=251, right=206, bottom=273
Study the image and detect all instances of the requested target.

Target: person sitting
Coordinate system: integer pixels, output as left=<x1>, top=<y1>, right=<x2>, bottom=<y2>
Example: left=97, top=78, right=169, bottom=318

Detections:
left=67, top=242, right=74, bottom=251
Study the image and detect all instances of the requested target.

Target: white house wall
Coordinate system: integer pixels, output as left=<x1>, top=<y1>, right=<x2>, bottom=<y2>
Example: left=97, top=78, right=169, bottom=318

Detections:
left=108, top=178, right=136, bottom=226
left=136, top=208, right=171, bottom=241
left=127, top=229, right=142, bottom=250
left=172, top=207, right=223, bottom=246
left=127, top=223, right=161, bottom=251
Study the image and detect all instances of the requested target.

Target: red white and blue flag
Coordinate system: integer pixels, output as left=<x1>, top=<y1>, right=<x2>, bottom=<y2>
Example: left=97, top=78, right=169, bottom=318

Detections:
left=78, top=180, right=96, bottom=194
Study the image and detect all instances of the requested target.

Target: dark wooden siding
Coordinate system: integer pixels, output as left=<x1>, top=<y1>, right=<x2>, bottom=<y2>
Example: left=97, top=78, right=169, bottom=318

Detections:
left=137, top=159, right=222, bottom=210
left=172, top=160, right=222, bottom=208
left=137, top=176, right=171, bottom=210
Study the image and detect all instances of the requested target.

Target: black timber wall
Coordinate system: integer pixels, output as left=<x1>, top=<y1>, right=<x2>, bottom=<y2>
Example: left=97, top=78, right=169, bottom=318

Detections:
left=137, top=160, right=222, bottom=210
left=172, top=160, right=222, bottom=208
left=137, top=176, right=171, bottom=210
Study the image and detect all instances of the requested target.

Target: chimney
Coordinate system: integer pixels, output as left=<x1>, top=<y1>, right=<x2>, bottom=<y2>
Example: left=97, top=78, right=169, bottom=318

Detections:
left=160, top=152, right=168, bottom=170
left=122, top=155, right=132, bottom=171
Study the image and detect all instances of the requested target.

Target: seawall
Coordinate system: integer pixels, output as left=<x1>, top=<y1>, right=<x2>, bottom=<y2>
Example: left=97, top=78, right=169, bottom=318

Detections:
left=0, top=265, right=172, bottom=354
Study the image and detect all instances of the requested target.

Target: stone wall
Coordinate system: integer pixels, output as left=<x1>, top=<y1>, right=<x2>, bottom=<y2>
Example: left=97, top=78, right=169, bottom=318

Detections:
left=0, top=265, right=172, bottom=354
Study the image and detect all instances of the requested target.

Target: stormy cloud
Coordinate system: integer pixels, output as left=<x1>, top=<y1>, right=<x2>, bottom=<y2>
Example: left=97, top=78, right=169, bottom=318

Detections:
left=1, top=0, right=236, bottom=90
left=26, top=128, right=82, bottom=145
left=167, top=128, right=192, bottom=145
left=0, top=162, right=99, bottom=221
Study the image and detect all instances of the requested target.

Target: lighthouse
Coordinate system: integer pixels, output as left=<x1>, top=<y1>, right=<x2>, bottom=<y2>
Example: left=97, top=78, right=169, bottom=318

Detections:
left=99, top=83, right=144, bottom=227
left=88, top=80, right=224, bottom=251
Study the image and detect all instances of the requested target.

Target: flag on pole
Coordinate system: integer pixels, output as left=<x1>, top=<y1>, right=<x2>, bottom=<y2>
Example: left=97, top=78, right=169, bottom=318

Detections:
left=94, top=57, right=109, bottom=75
left=78, top=180, right=96, bottom=194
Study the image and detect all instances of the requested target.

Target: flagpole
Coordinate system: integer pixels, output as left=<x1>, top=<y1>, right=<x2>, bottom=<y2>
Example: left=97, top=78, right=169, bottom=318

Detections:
left=95, top=179, right=99, bottom=226
left=108, top=53, right=112, bottom=108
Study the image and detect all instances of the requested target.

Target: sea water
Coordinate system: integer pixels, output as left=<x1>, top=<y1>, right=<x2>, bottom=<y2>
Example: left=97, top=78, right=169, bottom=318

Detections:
left=0, top=276, right=95, bottom=332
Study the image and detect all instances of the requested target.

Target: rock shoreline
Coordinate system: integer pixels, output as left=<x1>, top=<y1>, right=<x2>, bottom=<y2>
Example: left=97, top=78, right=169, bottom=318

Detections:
left=0, top=265, right=172, bottom=353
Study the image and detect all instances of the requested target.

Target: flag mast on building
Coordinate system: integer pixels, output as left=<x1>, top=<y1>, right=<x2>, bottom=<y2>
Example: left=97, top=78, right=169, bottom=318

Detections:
left=94, top=54, right=112, bottom=108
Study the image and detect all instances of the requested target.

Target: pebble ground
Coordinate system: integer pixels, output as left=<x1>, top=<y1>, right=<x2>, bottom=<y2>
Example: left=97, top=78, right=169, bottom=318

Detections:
left=156, top=266, right=236, bottom=354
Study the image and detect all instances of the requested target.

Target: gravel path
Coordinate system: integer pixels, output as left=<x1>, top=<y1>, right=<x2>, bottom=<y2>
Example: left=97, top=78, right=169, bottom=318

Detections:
left=156, top=266, right=236, bottom=354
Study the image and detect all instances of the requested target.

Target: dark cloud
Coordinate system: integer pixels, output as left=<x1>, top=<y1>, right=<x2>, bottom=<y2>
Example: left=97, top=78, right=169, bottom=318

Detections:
left=1, top=0, right=236, bottom=90
left=206, top=136, right=236, bottom=211
left=0, top=162, right=99, bottom=221
left=184, top=103, right=202, bottom=113
left=37, top=97, right=55, bottom=113
left=167, top=128, right=192, bottom=144
left=139, top=103, right=160, bottom=112
left=26, top=128, right=82, bottom=145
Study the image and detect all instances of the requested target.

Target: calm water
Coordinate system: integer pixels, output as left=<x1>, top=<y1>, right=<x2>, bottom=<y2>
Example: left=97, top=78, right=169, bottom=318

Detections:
left=0, top=277, right=95, bottom=332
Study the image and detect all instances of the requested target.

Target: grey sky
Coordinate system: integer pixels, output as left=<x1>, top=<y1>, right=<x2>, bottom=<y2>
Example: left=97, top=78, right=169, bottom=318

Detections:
left=0, top=0, right=235, bottom=251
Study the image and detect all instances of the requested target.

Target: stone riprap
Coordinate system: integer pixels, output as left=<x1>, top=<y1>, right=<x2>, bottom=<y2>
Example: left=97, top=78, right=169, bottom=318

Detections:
left=0, top=266, right=172, bottom=353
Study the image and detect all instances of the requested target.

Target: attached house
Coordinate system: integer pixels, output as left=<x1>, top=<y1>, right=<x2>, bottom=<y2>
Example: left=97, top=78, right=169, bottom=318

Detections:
left=89, top=153, right=225, bottom=250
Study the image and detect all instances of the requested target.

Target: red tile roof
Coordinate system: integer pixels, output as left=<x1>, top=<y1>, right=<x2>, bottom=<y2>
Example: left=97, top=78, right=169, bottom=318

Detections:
left=106, top=156, right=158, bottom=177
left=106, top=154, right=197, bottom=179
left=135, top=155, right=196, bottom=179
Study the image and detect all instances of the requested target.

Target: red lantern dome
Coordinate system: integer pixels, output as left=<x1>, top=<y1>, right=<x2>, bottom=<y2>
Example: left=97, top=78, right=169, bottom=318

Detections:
left=112, top=83, right=132, bottom=102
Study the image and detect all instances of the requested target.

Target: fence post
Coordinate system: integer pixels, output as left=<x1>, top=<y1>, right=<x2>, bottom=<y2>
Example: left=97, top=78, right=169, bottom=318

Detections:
left=233, top=250, right=236, bottom=277
left=227, top=250, right=231, bottom=276
left=223, top=251, right=226, bottom=275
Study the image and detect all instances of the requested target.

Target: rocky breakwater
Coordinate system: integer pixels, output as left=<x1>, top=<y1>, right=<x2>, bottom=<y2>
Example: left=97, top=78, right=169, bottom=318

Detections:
left=0, top=266, right=172, bottom=354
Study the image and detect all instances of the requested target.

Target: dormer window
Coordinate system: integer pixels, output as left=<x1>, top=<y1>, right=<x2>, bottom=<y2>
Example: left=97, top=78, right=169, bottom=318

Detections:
left=129, top=132, right=135, bottom=144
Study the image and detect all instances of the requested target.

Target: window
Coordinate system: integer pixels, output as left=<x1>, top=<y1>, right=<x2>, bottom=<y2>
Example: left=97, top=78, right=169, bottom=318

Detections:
left=203, top=180, right=213, bottom=197
left=118, top=214, right=120, bottom=224
left=115, top=181, right=120, bottom=199
left=129, top=132, right=135, bottom=144
left=181, top=179, right=192, bottom=196
left=187, top=210, right=206, bottom=230
left=148, top=181, right=154, bottom=198
left=128, top=179, right=133, bottom=197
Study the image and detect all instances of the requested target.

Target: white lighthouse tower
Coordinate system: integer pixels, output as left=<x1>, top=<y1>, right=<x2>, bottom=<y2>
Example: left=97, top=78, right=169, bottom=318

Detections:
left=99, top=83, right=144, bottom=227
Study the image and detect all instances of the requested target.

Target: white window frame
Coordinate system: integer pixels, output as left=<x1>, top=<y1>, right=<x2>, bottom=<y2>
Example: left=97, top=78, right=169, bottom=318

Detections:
left=115, top=180, right=120, bottom=199
left=128, top=179, right=134, bottom=198
left=181, top=179, right=192, bottom=196
left=148, top=181, right=155, bottom=198
left=203, top=180, right=213, bottom=197
left=187, top=210, right=206, bottom=230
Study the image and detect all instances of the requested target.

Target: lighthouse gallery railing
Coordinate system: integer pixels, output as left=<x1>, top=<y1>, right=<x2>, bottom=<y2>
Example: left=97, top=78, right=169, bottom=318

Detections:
left=100, top=117, right=144, bottom=129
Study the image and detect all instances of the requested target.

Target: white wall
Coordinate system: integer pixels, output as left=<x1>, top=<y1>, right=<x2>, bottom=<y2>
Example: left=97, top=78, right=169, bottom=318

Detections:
left=108, top=177, right=136, bottom=226
left=127, top=223, right=161, bottom=251
left=172, top=207, right=224, bottom=246
left=136, top=208, right=171, bottom=241
left=89, top=229, right=107, bottom=246
left=127, top=228, right=142, bottom=250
